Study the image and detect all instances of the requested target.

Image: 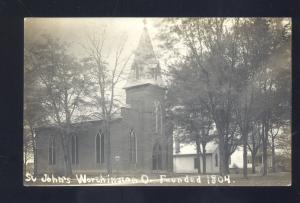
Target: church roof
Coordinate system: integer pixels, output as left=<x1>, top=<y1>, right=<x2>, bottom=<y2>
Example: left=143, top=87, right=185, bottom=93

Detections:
left=124, top=25, right=165, bottom=89
left=35, top=118, right=122, bottom=132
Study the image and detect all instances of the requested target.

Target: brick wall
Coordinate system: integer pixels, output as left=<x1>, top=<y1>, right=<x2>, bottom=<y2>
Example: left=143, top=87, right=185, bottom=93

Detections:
left=35, top=84, right=173, bottom=175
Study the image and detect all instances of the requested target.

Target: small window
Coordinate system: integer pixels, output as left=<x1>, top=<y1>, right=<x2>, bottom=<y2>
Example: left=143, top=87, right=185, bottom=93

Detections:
left=71, top=135, right=79, bottom=165
left=215, top=154, right=218, bottom=167
left=49, top=135, right=56, bottom=165
left=228, top=156, right=231, bottom=165
left=96, top=130, right=104, bottom=164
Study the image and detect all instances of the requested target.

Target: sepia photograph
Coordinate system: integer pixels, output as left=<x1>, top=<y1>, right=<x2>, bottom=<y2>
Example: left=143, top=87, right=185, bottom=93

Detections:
left=23, top=17, right=291, bottom=186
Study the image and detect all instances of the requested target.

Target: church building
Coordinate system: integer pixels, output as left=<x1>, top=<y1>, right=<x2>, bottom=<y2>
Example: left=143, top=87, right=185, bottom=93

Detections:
left=35, top=25, right=173, bottom=176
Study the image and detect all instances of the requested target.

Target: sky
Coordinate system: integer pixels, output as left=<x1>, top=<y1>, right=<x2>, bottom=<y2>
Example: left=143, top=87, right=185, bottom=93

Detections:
left=24, top=17, right=163, bottom=69
left=24, top=17, right=291, bottom=109
left=24, top=18, right=166, bottom=106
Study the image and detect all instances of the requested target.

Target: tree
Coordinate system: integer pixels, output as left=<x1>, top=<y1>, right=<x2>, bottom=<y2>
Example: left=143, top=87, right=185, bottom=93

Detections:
left=247, top=121, right=262, bottom=174
left=253, top=18, right=291, bottom=176
left=24, top=47, right=49, bottom=176
left=234, top=19, right=266, bottom=178
left=159, top=18, right=242, bottom=175
left=167, top=64, right=215, bottom=174
left=158, top=18, right=291, bottom=176
left=267, top=23, right=291, bottom=173
left=26, top=35, right=90, bottom=176
left=81, top=30, right=131, bottom=174
left=276, top=124, right=291, bottom=171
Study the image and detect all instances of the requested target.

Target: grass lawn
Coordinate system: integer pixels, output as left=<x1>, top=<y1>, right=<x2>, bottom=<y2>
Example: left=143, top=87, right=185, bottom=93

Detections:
left=227, top=172, right=291, bottom=186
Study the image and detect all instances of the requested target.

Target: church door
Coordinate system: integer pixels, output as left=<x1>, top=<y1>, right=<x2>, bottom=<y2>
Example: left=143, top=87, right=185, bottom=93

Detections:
left=152, top=143, right=162, bottom=171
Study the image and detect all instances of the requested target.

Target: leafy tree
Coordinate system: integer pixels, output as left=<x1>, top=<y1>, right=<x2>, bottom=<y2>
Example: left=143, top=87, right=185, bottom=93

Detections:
left=159, top=18, right=242, bottom=175
left=24, top=47, right=49, bottom=175
left=266, top=31, right=291, bottom=173
left=26, top=35, right=90, bottom=176
left=247, top=121, right=262, bottom=174
left=168, top=61, right=216, bottom=174
left=251, top=18, right=291, bottom=175
left=158, top=18, right=291, bottom=176
left=275, top=124, right=291, bottom=171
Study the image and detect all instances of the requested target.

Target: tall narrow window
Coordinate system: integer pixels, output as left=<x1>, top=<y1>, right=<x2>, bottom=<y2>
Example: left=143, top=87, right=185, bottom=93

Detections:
left=215, top=154, right=218, bottom=167
left=71, top=135, right=79, bottom=165
left=129, top=129, right=137, bottom=164
left=96, top=130, right=104, bottom=164
left=49, top=135, right=56, bottom=165
left=154, top=101, right=163, bottom=135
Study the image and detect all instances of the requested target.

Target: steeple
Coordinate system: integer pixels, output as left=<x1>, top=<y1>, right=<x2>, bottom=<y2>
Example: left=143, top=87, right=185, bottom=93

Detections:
left=124, top=20, right=164, bottom=89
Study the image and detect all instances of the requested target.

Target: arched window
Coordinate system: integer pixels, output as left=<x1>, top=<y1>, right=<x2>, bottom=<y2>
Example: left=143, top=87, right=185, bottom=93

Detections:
left=71, top=135, right=79, bottom=165
left=152, top=143, right=162, bottom=170
left=129, top=129, right=137, bottom=164
left=48, top=135, right=56, bottom=165
left=215, top=154, right=218, bottom=167
left=96, top=130, right=104, bottom=164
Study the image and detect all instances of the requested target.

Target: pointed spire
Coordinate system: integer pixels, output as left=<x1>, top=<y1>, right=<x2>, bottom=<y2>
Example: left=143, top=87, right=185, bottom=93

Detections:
left=124, top=20, right=164, bottom=89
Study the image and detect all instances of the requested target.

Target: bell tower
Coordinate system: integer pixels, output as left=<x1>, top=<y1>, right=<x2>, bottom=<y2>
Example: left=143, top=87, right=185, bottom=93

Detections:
left=122, top=20, right=172, bottom=172
left=124, top=19, right=166, bottom=113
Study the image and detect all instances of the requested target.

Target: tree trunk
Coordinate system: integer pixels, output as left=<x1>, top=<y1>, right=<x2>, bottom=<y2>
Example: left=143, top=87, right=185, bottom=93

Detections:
left=105, top=119, right=112, bottom=174
left=243, top=131, right=248, bottom=178
left=196, top=136, right=201, bottom=174
left=29, top=125, right=37, bottom=176
left=34, top=140, right=37, bottom=176
left=224, top=151, right=230, bottom=174
left=218, top=134, right=227, bottom=175
left=223, top=140, right=230, bottom=174
left=251, top=152, right=256, bottom=174
left=262, top=119, right=268, bottom=176
left=202, top=147, right=206, bottom=174
left=271, top=136, right=276, bottom=173
left=60, top=132, right=72, bottom=176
